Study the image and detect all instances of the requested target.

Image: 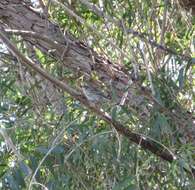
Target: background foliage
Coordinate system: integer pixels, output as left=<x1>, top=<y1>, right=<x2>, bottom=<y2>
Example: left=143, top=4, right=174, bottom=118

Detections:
left=0, top=0, right=195, bottom=189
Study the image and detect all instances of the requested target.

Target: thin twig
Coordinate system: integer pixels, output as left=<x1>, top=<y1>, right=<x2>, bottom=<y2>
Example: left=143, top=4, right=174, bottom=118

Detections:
left=28, top=120, right=76, bottom=190
left=78, top=0, right=191, bottom=60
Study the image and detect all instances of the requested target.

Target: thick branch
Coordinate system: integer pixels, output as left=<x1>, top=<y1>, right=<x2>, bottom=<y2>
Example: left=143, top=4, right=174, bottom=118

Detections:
left=0, top=27, right=176, bottom=164
left=2, top=27, right=195, bottom=177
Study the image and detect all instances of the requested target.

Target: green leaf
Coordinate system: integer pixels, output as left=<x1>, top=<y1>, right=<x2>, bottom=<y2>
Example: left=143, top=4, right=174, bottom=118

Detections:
left=111, top=105, right=121, bottom=121
left=178, top=66, right=184, bottom=89
left=5, top=175, right=20, bottom=190
left=36, top=146, right=64, bottom=155
left=12, top=168, right=26, bottom=188
left=19, top=161, right=30, bottom=177
left=113, top=177, right=137, bottom=190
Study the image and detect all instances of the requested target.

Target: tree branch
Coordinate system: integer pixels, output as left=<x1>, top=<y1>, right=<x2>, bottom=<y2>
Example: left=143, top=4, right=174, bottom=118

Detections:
left=78, top=0, right=191, bottom=60
left=2, top=26, right=195, bottom=178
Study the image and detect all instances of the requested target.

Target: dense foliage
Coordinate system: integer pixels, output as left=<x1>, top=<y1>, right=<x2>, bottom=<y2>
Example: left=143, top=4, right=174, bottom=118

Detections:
left=0, top=0, right=195, bottom=189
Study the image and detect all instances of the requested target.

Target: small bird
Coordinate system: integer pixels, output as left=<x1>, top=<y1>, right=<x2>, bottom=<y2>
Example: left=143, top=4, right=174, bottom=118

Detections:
left=82, top=85, right=109, bottom=103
